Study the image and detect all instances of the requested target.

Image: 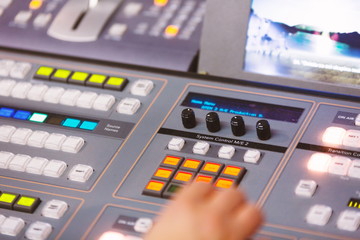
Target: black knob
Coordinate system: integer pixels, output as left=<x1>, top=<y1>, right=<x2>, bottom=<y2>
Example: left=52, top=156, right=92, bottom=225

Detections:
left=206, top=112, right=220, bottom=132
left=231, top=116, right=245, bottom=136
left=181, top=108, right=196, bottom=128
left=256, top=120, right=271, bottom=140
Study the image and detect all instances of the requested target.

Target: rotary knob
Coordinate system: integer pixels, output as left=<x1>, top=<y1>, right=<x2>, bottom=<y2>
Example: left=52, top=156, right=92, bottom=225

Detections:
left=256, top=120, right=271, bottom=140
left=181, top=108, right=196, bottom=129
left=206, top=112, right=220, bottom=132
left=231, top=116, right=245, bottom=136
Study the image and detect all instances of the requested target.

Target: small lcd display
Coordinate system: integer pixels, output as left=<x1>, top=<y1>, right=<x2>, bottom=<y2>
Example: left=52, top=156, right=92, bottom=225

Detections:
left=181, top=92, right=304, bottom=123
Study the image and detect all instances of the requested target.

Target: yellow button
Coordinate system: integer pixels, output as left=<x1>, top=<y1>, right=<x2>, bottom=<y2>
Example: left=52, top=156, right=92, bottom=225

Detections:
left=174, top=171, right=193, bottom=182
left=154, top=0, right=168, bottom=7
left=162, top=156, right=182, bottom=167
left=29, top=0, right=43, bottom=10
left=154, top=168, right=173, bottom=179
left=223, top=166, right=242, bottom=176
left=203, top=162, right=221, bottom=173
left=164, top=25, right=179, bottom=38
left=183, top=159, right=201, bottom=169
left=215, top=178, right=235, bottom=189
left=0, top=193, right=17, bottom=203
left=146, top=180, right=165, bottom=191
left=16, top=196, right=36, bottom=207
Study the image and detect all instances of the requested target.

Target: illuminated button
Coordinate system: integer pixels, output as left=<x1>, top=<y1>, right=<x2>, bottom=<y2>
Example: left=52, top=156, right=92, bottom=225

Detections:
left=134, top=218, right=153, bottom=233
left=193, top=141, right=210, bottom=155
left=143, top=179, right=167, bottom=197
left=243, top=149, right=261, bottom=164
left=160, top=155, right=183, bottom=168
left=343, top=129, right=360, bottom=148
left=84, top=75, right=106, bottom=88
left=50, top=69, right=72, bottom=82
left=10, top=128, right=32, bottom=145
left=99, top=231, right=125, bottom=240
left=0, top=0, right=12, bottom=9
left=306, top=204, right=332, bottom=226
left=29, top=0, right=43, bottom=10
left=0, top=79, right=16, bottom=96
left=43, top=160, right=67, bottom=178
left=14, top=10, right=32, bottom=25
left=337, top=210, right=360, bottom=232
left=218, top=145, right=235, bottom=159
left=13, top=110, right=32, bottom=120
left=0, top=125, right=16, bottom=142
left=10, top=62, right=31, bottom=79
left=0, top=60, right=15, bottom=77
left=322, top=127, right=346, bottom=145
left=163, top=182, right=183, bottom=199
left=152, top=167, right=175, bottom=180
left=76, top=91, right=98, bottom=109
left=26, top=157, right=49, bottom=175
left=59, top=89, right=81, bottom=106
left=27, top=130, right=50, bottom=148
left=62, top=118, right=81, bottom=128
left=194, top=174, right=215, bottom=183
left=93, top=94, right=116, bottom=111
left=41, top=199, right=68, bottom=219
left=0, top=216, right=25, bottom=236
left=215, top=178, right=236, bottom=189
left=180, top=158, right=203, bottom=172
left=220, top=165, right=246, bottom=181
left=0, top=107, right=15, bottom=118
left=43, top=86, right=65, bottom=104
left=348, top=160, right=360, bottom=179
left=69, top=72, right=89, bottom=85
left=154, top=0, right=168, bottom=7
left=108, top=23, right=127, bottom=38
left=79, top=121, right=98, bottom=130
left=104, top=77, right=128, bottom=91
left=34, top=66, right=54, bottom=80
left=44, top=133, right=66, bottom=150
left=61, top=136, right=85, bottom=153
left=173, top=171, right=194, bottom=183
left=307, top=153, right=331, bottom=172
left=33, top=13, right=52, bottom=28
left=295, top=179, right=317, bottom=197
left=167, top=137, right=185, bottom=151
left=200, top=162, right=224, bottom=175
left=130, top=79, right=154, bottom=96
left=25, top=221, right=52, bottom=240
left=123, top=2, right=143, bottom=17
left=355, top=114, right=360, bottom=127
left=14, top=195, right=41, bottom=213
left=0, top=192, right=19, bottom=209
left=117, top=98, right=141, bottom=115
left=328, top=156, right=351, bottom=176
left=0, top=151, right=14, bottom=169
left=29, top=112, right=48, bottom=123
left=68, top=164, right=93, bottom=182
left=9, top=154, right=31, bottom=172
left=11, top=82, right=32, bottom=99
left=164, top=25, right=179, bottom=38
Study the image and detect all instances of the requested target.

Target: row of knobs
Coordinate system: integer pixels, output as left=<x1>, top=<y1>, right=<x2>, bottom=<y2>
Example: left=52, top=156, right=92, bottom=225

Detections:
left=181, top=108, right=271, bottom=140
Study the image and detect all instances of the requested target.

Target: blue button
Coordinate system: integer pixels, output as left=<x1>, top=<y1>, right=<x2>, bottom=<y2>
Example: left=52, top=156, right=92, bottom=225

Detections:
left=62, top=118, right=81, bottom=128
left=79, top=121, right=98, bottom=130
left=0, top=107, right=15, bottom=118
left=13, top=110, right=32, bottom=120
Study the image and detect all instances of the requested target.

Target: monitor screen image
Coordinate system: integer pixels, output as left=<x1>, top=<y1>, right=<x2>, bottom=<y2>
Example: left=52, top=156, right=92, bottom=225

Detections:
left=244, top=0, right=360, bottom=87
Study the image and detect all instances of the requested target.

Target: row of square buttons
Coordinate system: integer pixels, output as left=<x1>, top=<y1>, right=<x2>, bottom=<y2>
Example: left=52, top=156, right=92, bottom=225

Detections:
left=0, top=151, right=94, bottom=182
left=0, top=125, right=85, bottom=153
left=322, top=127, right=360, bottom=148
left=0, top=191, right=40, bottom=213
left=0, top=60, right=31, bottom=79
left=167, top=137, right=262, bottom=163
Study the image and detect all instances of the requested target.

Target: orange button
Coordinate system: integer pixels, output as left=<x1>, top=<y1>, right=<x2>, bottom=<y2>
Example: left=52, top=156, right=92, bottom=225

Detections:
left=202, top=162, right=223, bottom=174
left=181, top=159, right=203, bottom=171
left=215, top=178, right=235, bottom=189
left=173, top=171, right=194, bottom=182
left=223, top=166, right=241, bottom=176
left=195, top=174, right=214, bottom=183
left=154, top=0, right=168, bottom=7
left=164, top=25, right=179, bottom=38
left=161, top=156, right=183, bottom=168
left=29, top=0, right=43, bottom=10
left=153, top=168, right=174, bottom=179
left=145, top=180, right=166, bottom=191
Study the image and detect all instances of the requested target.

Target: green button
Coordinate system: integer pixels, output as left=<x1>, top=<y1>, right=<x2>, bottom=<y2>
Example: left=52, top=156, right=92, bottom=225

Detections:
left=51, top=69, right=72, bottom=82
left=0, top=192, right=19, bottom=210
left=69, top=72, right=89, bottom=85
left=86, top=74, right=107, bottom=88
left=29, top=113, right=48, bottom=123
left=104, top=77, right=127, bottom=91
left=14, top=195, right=41, bottom=213
left=35, top=66, right=54, bottom=80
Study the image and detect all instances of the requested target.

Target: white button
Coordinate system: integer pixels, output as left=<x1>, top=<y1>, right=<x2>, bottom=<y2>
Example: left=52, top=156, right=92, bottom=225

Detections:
left=43, top=87, right=65, bottom=104
left=10, top=127, right=33, bottom=145
left=125, top=236, right=143, bottom=240
left=41, top=199, right=68, bottom=219
left=27, top=84, right=49, bottom=101
left=0, top=79, right=16, bottom=96
left=0, top=0, right=12, bottom=9
left=307, top=153, right=331, bottom=172
left=355, top=114, right=360, bottom=127
left=0, top=59, right=15, bottom=76
left=44, top=133, right=66, bottom=150
left=14, top=10, right=32, bottom=25
left=11, top=82, right=32, bottom=99
left=25, top=221, right=52, bottom=240
left=117, top=98, right=141, bottom=115
left=0, top=8, right=3, bottom=17
left=61, top=136, right=85, bottom=153
left=123, top=2, right=143, bottom=17
left=168, top=137, right=185, bottom=151
left=295, top=179, right=317, bottom=197
left=0, top=125, right=16, bottom=142
left=306, top=205, right=332, bottom=226
left=343, top=129, right=360, bottom=148
left=134, top=218, right=153, bottom=233
left=93, top=94, right=115, bottom=111
left=0, top=214, right=5, bottom=225
left=0, top=216, right=25, bottom=236
left=27, top=130, right=50, bottom=148
left=328, top=156, right=351, bottom=176
left=26, top=157, right=49, bottom=175
left=348, top=160, right=360, bottom=179
left=10, top=62, right=32, bottom=79
left=130, top=79, right=154, bottom=96
left=0, top=151, right=14, bottom=169
left=337, top=210, right=360, bottom=232
left=76, top=91, right=98, bottom=108
left=322, top=127, right=346, bottom=145
left=59, top=89, right=81, bottom=106
left=68, top=164, right=93, bottom=182
left=243, top=149, right=261, bottom=164
left=218, top=145, right=235, bottom=159
left=8, top=154, right=31, bottom=172
left=193, top=141, right=210, bottom=155
left=43, top=160, right=67, bottom=178
left=108, top=23, right=127, bottom=38
left=99, top=232, right=125, bottom=240
left=33, top=13, right=52, bottom=28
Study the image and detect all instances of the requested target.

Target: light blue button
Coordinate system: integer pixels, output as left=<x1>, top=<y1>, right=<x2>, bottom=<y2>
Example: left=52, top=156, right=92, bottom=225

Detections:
left=62, top=118, right=81, bottom=128
left=79, top=121, right=98, bottom=130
